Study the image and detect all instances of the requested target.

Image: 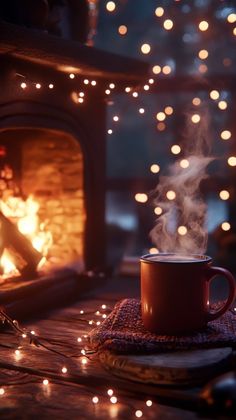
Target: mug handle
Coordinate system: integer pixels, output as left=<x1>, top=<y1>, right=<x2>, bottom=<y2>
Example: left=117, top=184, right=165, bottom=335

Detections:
left=205, top=266, right=236, bottom=322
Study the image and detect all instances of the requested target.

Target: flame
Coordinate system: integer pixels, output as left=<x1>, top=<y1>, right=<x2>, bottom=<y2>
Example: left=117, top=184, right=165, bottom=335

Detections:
left=0, top=195, right=53, bottom=276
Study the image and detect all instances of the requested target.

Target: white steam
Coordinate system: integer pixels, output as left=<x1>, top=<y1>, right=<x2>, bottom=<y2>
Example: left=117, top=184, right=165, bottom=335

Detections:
left=150, top=109, right=213, bottom=254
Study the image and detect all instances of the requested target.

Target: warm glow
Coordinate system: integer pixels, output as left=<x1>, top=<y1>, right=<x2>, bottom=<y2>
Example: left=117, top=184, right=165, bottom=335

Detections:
left=178, top=226, right=187, bottom=235
left=227, top=13, right=236, bottom=23
left=191, top=114, right=201, bottom=123
left=171, top=144, right=181, bottom=154
left=0, top=195, right=52, bottom=275
left=141, top=43, right=151, bottom=54
left=110, top=396, right=118, bottom=404
left=219, top=190, right=230, bottom=200
left=166, top=190, right=176, bottom=200
left=180, top=159, right=189, bottom=168
left=233, top=27, right=236, bottom=36
left=220, top=130, right=231, bottom=140
left=154, top=206, right=162, bottom=215
left=218, top=101, right=227, bottom=110
left=132, top=92, right=138, bottom=97
left=107, top=389, right=114, bottom=396
left=20, top=82, right=27, bottom=89
left=91, top=80, right=97, bottom=86
left=62, top=367, right=68, bottom=373
left=228, top=156, right=236, bottom=166
left=92, top=396, right=99, bottom=404
left=155, top=7, right=164, bottom=17
left=0, top=388, right=5, bottom=395
left=221, top=222, right=231, bottom=231
left=152, top=65, right=161, bottom=74
left=198, top=20, right=209, bottom=31
left=139, top=108, right=145, bottom=114
left=107, top=129, right=113, bottom=134
left=156, top=112, right=166, bottom=121
left=149, top=247, right=159, bottom=254
left=125, top=87, right=131, bottom=92
left=109, top=83, right=115, bottom=89
left=106, top=1, right=116, bottom=12
left=84, top=79, right=89, bottom=85
left=192, top=97, right=201, bottom=106
left=69, top=73, right=75, bottom=79
left=49, top=83, right=54, bottom=89
left=210, top=90, right=220, bottom=100
left=162, top=65, right=171, bottom=74
left=113, top=115, right=119, bottom=121
left=135, top=193, right=148, bottom=203
left=135, top=410, right=143, bottom=418
left=199, top=64, right=208, bottom=73
left=118, top=25, right=127, bottom=35
left=163, top=19, right=173, bottom=30
left=150, top=164, right=160, bottom=173
left=36, top=83, right=41, bottom=89
left=43, top=379, right=49, bottom=386
left=143, top=84, right=150, bottom=91
left=149, top=78, right=154, bottom=84
left=146, top=400, right=153, bottom=407
left=105, top=89, right=111, bottom=95
left=165, top=106, right=173, bottom=115
left=157, top=122, right=166, bottom=131
left=198, top=49, right=208, bottom=59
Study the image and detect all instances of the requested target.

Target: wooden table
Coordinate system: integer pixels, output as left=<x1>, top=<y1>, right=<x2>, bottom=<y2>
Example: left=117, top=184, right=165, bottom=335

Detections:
left=0, top=276, right=214, bottom=419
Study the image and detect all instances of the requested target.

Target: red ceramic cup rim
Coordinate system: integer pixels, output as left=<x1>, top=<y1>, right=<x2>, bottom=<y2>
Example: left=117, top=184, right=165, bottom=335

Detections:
left=140, top=253, right=212, bottom=264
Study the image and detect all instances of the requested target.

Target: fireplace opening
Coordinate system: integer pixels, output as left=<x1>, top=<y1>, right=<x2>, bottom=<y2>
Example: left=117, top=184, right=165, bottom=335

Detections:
left=0, top=127, right=86, bottom=279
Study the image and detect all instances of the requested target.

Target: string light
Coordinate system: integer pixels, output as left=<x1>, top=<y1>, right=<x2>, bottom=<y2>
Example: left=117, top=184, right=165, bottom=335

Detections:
left=150, top=164, right=160, bottom=173
left=61, top=366, right=68, bottom=373
left=191, top=114, right=201, bottom=123
left=171, top=144, right=181, bottom=154
left=107, top=389, right=113, bottom=396
left=178, top=226, right=188, bottom=235
left=228, top=156, right=236, bottom=166
left=227, top=13, right=236, bottom=23
left=192, top=97, right=201, bottom=106
left=92, top=396, right=99, bottom=404
left=157, top=122, right=166, bottom=131
left=35, top=83, right=41, bottom=89
left=69, top=73, right=75, bottom=79
left=101, top=304, right=107, bottom=309
left=210, top=90, right=220, bottom=100
left=163, top=19, right=174, bottom=30
left=154, top=206, right=162, bottom=215
left=233, top=27, right=236, bottom=36
left=135, top=193, right=148, bottom=203
left=180, top=159, right=189, bottom=168
left=48, top=83, right=54, bottom=89
left=198, top=21, right=209, bottom=31
left=135, top=410, right=143, bottom=418
left=77, top=337, right=82, bottom=342
left=155, top=7, right=164, bottom=17
left=43, top=379, right=49, bottom=386
left=218, top=101, right=227, bottom=110
left=80, top=310, right=84, bottom=314
left=139, top=108, right=145, bottom=114
left=198, top=49, right=208, bottom=59
left=148, top=78, right=154, bottom=84
left=132, top=92, right=138, bottom=98
left=109, top=83, right=115, bottom=89
left=156, top=112, right=166, bottom=121
left=125, top=87, right=131, bottom=92
left=20, top=82, right=27, bottom=89
left=141, top=43, right=151, bottom=54
left=91, top=80, right=97, bottom=86
left=105, top=89, right=111, bottom=95
left=149, top=247, right=159, bottom=253
left=220, top=130, right=231, bottom=140
left=152, top=65, right=161, bottom=74
left=164, top=106, right=173, bottom=115
left=118, top=25, right=127, bottom=35
left=199, top=64, right=208, bottom=73
left=143, top=84, right=150, bottom=91
left=81, top=357, right=87, bottom=365
left=83, top=79, right=89, bottom=85
left=221, top=222, right=231, bottom=231
left=113, top=115, right=119, bottom=121
left=106, top=1, right=116, bottom=12
left=0, top=388, right=5, bottom=395
left=146, top=400, right=153, bottom=407
left=110, top=396, right=118, bottom=404
left=162, top=65, right=171, bottom=75
left=166, top=190, right=176, bottom=200
left=219, top=190, right=230, bottom=200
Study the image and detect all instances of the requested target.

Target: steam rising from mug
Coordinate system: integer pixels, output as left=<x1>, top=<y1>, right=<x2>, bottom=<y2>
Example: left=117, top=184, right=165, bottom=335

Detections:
left=150, top=108, right=214, bottom=254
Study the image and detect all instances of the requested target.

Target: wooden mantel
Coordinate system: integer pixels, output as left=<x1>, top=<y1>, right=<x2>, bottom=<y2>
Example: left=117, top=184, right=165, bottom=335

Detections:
left=0, top=20, right=149, bottom=82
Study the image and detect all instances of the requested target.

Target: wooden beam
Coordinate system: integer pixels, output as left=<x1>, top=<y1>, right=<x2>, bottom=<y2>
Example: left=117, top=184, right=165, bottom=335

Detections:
left=0, top=21, right=149, bottom=83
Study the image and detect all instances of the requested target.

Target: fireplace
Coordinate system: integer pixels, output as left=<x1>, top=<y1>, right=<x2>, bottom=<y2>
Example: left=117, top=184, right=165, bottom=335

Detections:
left=0, top=20, right=148, bottom=317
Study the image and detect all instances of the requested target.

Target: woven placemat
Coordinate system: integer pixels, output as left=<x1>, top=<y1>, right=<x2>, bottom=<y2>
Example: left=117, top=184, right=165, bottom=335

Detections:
left=89, top=298, right=236, bottom=353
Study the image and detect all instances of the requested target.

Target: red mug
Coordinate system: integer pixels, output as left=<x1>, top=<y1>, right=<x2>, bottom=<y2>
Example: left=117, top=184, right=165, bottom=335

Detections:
left=140, top=253, right=236, bottom=335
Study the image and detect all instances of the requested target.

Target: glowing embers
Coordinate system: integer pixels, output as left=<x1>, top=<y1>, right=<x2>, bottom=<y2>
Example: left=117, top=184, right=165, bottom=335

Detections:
left=0, top=195, right=52, bottom=276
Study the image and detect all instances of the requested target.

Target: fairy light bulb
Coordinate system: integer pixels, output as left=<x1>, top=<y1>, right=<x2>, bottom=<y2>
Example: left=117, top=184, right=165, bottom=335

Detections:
left=106, top=1, right=116, bottom=12
left=102, top=304, right=107, bottom=309
left=132, top=92, right=138, bottom=98
left=108, top=127, right=113, bottom=133
left=84, top=79, right=89, bottom=85
left=135, top=410, right=143, bottom=418
left=178, top=226, right=188, bottom=235
left=154, top=206, right=162, bottom=215
left=49, top=83, right=54, bottom=89
left=163, top=19, right=173, bottom=30
left=149, top=247, right=158, bottom=254
left=191, top=114, right=201, bottom=123
left=171, top=144, right=181, bottom=154
left=125, top=87, right=131, bottom=92
left=77, top=337, right=82, bottom=342
left=20, top=82, right=27, bottom=89
left=157, top=122, right=166, bottom=131
left=91, top=80, right=97, bottom=86
left=210, top=90, right=219, bottom=100
left=227, top=13, right=236, bottom=23
left=155, top=7, right=164, bottom=17
left=220, top=130, right=231, bottom=140
left=141, top=43, right=151, bottom=54
left=218, top=101, right=227, bottom=110
left=199, top=21, right=209, bottom=31
left=162, top=65, right=171, bottom=74
left=165, top=106, right=173, bottom=115
left=233, top=27, right=236, bottom=36
left=221, top=222, right=231, bottom=231
left=150, top=164, right=160, bottom=173
left=110, top=396, right=117, bottom=404
left=135, top=193, right=148, bottom=203
left=146, top=400, right=153, bottom=407
left=105, top=89, right=111, bottom=95
left=192, top=97, right=201, bottom=106
left=143, top=84, right=150, bottom=91
left=219, top=190, right=230, bottom=200
left=36, top=83, right=41, bottom=89
left=81, top=357, right=87, bottom=365
left=152, top=65, right=161, bottom=74
left=0, top=388, right=5, bottom=395
left=118, top=25, right=127, bottom=35
left=149, top=78, right=154, bottom=84
left=199, top=64, right=208, bottom=74
left=109, top=83, right=115, bottom=89
left=107, top=389, right=113, bottom=396
left=180, top=159, right=189, bottom=168
left=166, top=190, right=176, bottom=200
left=62, top=366, right=68, bottom=373
left=69, top=73, right=75, bottom=79
left=113, top=115, right=119, bottom=121
left=156, top=112, right=166, bottom=121
left=92, top=396, right=99, bottom=403
left=139, top=108, right=145, bottom=114
left=198, top=49, right=208, bottom=59
left=228, top=156, right=236, bottom=166
left=43, top=379, right=49, bottom=386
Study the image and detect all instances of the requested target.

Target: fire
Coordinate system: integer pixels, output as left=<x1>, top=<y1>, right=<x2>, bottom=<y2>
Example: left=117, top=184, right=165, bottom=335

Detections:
left=0, top=195, right=52, bottom=276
